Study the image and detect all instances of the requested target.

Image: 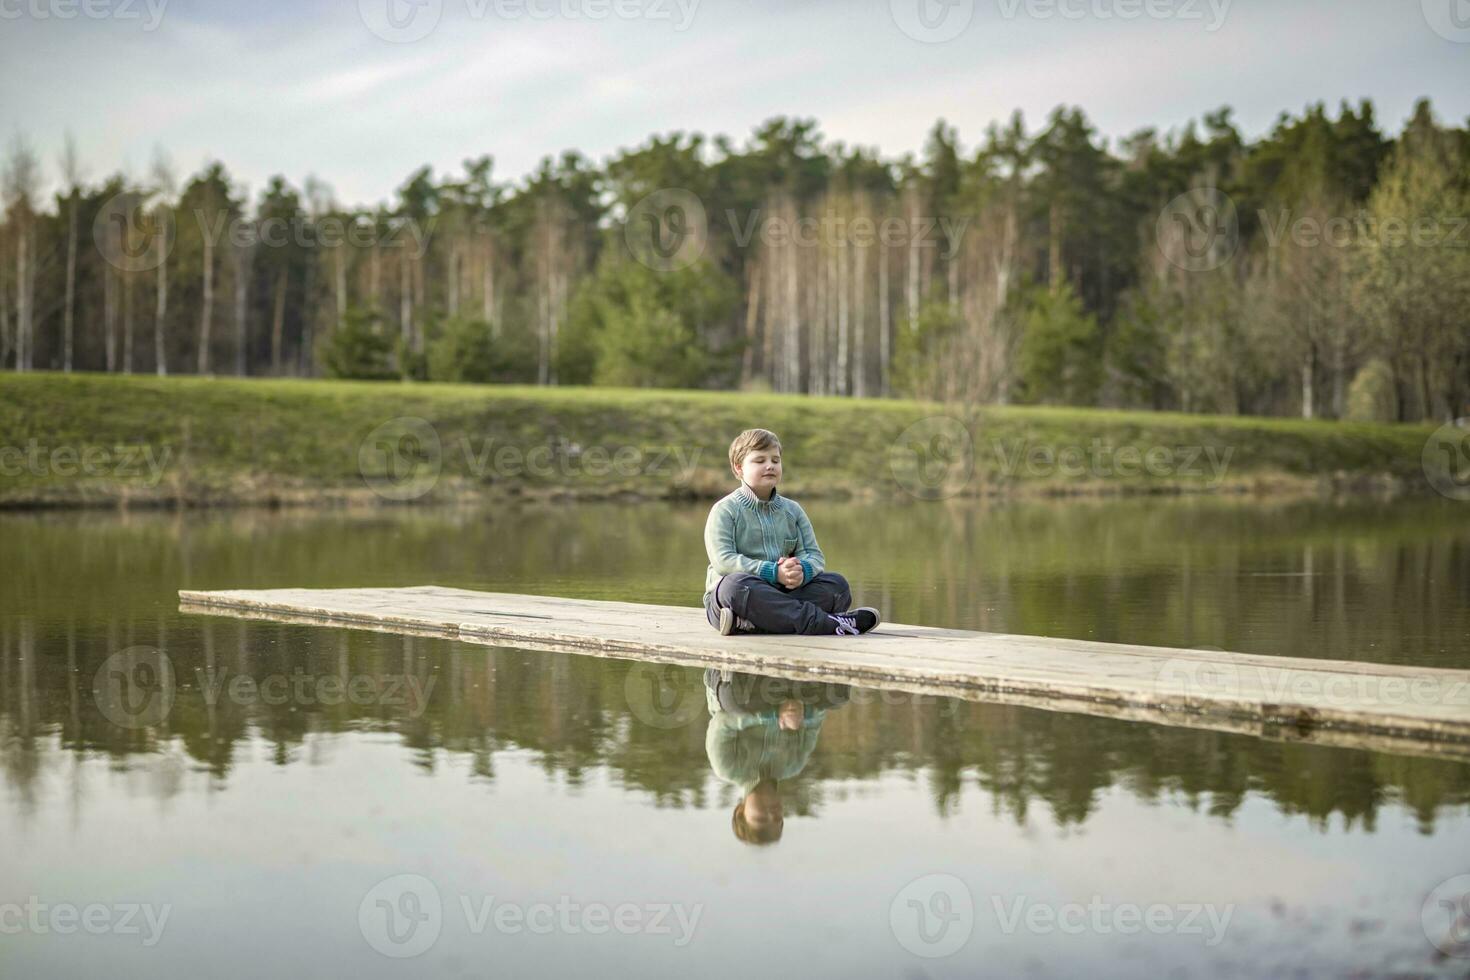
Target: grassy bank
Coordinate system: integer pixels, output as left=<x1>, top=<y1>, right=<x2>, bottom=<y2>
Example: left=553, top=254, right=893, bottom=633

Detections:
left=0, top=372, right=1442, bottom=508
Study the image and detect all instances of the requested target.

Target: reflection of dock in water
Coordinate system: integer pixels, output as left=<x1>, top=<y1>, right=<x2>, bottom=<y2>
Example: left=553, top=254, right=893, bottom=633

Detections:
left=179, top=585, right=1470, bottom=762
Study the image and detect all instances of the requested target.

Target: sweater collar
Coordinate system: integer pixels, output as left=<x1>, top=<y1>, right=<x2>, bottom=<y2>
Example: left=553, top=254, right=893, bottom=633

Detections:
left=736, top=481, right=780, bottom=510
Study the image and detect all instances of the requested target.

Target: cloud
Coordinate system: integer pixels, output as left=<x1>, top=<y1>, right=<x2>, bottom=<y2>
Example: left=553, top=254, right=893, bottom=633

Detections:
left=0, top=0, right=1463, bottom=208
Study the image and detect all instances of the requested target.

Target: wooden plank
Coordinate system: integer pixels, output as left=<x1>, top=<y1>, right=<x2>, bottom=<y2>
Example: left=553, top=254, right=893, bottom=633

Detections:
left=177, top=585, right=1470, bottom=760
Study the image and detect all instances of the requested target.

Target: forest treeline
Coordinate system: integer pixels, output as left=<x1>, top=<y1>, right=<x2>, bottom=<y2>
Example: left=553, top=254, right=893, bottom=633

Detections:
left=1, top=97, right=1466, bottom=421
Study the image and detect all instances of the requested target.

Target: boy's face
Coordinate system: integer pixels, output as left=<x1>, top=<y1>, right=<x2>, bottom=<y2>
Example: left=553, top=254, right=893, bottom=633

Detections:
left=736, top=446, right=781, bottom=495
left=744, top=780, right=783, bottom=829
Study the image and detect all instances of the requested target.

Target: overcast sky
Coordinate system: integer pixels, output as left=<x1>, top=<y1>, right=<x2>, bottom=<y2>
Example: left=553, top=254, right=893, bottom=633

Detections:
left=1, top=0, right=1466, bottom=209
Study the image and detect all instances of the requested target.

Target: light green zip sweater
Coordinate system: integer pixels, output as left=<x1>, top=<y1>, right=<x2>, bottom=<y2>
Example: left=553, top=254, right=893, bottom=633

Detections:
left=702, top=482, right=826, bottom=603
left=704, top=703, right=828, bottom=796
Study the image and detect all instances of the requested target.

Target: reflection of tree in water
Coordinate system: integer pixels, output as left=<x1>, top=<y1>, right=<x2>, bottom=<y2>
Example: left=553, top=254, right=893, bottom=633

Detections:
left=2, top=614, right=1468, bottom=833
left=876, top=706, right=1470, bottom=834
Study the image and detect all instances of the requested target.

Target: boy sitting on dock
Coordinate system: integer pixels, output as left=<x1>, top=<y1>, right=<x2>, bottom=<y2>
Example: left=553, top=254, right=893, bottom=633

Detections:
left=703, top=428, right=880, bottom=636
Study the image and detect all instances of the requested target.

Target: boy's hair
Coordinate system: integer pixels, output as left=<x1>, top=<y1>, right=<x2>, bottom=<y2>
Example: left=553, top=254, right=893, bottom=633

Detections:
left=728, top=428, right=781, bottom=477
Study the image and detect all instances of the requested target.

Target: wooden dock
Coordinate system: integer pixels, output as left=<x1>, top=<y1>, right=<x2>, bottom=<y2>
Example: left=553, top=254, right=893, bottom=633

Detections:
left=178, top=585, right=1470, bottom=761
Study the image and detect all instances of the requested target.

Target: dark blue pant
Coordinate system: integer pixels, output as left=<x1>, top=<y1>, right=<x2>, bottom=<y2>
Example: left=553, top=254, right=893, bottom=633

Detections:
left=704, top=571, right=852, bottom=635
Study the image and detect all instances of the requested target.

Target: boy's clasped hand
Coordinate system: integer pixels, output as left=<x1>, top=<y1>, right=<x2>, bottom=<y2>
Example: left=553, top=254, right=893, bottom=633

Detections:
left=776, top=556, right=804, bottom=589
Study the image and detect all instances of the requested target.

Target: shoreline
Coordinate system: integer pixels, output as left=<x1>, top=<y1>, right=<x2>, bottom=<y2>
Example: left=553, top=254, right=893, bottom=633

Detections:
left=0, top=372, right=1446, bottom=512
left=0, top=471, right=1420, bottom=512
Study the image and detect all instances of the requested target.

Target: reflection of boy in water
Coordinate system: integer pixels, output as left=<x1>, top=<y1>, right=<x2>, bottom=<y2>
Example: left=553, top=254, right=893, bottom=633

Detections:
left=703, top=670, right=850, bottom=845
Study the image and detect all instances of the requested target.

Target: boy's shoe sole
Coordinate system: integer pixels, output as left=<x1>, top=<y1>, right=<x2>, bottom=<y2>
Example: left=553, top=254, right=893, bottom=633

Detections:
left=719, top=608, right=758, bottom=635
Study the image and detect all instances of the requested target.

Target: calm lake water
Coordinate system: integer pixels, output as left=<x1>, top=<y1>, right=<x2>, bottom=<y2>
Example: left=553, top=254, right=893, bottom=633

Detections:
left=2, top=496, right=1469, bottom=978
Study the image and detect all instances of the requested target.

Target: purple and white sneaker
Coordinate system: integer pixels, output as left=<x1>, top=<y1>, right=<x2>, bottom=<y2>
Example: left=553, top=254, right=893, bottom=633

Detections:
left=830, top=607, right=881, bottom=635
